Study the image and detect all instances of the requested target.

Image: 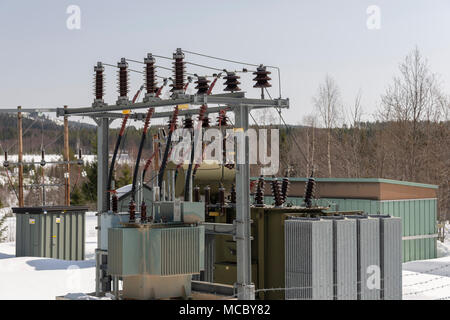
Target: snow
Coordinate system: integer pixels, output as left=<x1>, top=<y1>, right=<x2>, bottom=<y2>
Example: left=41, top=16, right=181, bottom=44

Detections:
left=1, top=210, right=450, bottom=300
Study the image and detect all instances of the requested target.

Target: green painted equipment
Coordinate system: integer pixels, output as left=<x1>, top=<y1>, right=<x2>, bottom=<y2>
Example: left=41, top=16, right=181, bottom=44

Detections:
left=13, top=206, right=87, bottom=261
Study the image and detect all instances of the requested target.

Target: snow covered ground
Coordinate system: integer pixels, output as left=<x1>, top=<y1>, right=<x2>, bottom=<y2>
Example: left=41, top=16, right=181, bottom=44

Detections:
left=1, top=211, right=450, bottom=300
left=0, top=212, right=97, bottom=300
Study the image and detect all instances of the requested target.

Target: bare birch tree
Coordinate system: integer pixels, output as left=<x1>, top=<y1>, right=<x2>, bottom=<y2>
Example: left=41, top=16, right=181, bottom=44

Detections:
left=313, top=75, right=342, bottom=177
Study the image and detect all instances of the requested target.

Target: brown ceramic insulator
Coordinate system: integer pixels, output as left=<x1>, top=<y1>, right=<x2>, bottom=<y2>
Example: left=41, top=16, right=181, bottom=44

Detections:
left=144, top=54, right=157, bottom=94
left=183, top=118, right=194, bottom=129
left=253, top=65, right=272, bottom=88
left=202, top=116, right=211, bottom=128
left=170, top=49, right=185, bottom=92
left=217, top=109, right=229, bottom=126
left=195, top=76, right=210, bottom=95
left=111, top=193, right=118, bottom=213
left=271, top=179, right=283, bottom=207
left=281, top=177, right=290, bottom=203
left=304, top=177, right=316, bottom=208
left=129, top=200, right=136, bottom=223
left=94, top=62, right=104, bottom=100
left=198, top=105, right=208, bottom=122
left=118, top=59, right=129, bottom=97
left=254, top=176, right=265, bottom=206
left=140, top=201, right=147, bottom=223
left=223, top=72, right=241, bottom=92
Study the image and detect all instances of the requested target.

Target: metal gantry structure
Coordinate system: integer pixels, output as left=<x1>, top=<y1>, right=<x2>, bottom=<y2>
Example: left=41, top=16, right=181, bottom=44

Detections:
left=2, top=48, right=290, bottom=300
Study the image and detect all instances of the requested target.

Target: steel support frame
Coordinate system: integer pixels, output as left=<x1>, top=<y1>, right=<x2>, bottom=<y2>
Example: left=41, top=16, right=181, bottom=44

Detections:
left=95, top=117, right=109, bottom=295
left=233, top=104, right=255, bottom=300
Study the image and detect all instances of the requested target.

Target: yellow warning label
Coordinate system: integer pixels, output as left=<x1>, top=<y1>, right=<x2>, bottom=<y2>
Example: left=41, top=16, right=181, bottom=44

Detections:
left=29, top=219, right=35, bottom=225
left=122, top=110, right=131, bottom=115
left=55, top=218, right=61, bottom=224
left=178, top=104, right=190, bottom=110
left=233, top=128, right=244, bottom=132
left=209, top=211, right=220, bottom=217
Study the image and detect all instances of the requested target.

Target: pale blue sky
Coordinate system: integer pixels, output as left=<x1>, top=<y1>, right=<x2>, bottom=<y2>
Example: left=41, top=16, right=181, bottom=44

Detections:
left=0, top=0, right=449, bottom=125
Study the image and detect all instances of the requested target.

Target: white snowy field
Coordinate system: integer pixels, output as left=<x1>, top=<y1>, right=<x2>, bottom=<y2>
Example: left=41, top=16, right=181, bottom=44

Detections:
left=1, top=211, right=450, bottom=300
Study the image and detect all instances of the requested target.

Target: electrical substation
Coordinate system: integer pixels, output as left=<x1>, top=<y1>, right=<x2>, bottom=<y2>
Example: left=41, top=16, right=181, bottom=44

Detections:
left=5, top=47, right=437, bottom=301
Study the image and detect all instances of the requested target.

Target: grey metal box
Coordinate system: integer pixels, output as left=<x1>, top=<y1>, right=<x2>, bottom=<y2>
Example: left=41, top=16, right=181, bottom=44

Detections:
left=13, top=206, right=87, bottom=261
left=285, top=218, right=333, bottom=300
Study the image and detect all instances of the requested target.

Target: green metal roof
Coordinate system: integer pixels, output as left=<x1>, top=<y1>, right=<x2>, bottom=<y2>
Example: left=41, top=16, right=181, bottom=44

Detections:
left=251, top=177, right=438, bottom=189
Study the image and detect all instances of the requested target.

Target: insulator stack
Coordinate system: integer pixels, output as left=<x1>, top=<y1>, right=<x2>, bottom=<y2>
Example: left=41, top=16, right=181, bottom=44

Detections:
left=183, top=118, right=194, bottom=129
left=94, top=62, right=104, bottom=100
left=217, top=109, right=229, bottom=127
left=118, top=58, right=129, bottom=98
left=129, top=200, right=136, bottom=223
left=195, top=76, right=210, bottom=95
left=111, top=194, right=118, bottom=213
left=202, top=116, right=211, bottom=128
left=144, top=53, right=157, bottom=95
left=271, top=179, right=283, bottom=207
left=171, top=48, right=185, bottom=92
left=223, top=72, right=241, bottom=92
left=198, top=104, right=208, bottom=122
left=168, top=106, right=180, bottom=132
left=254, top=176, right=265, bottom=206
left=140, top=201, right=147, bottom=223
left=253, top=65, right=272, bottom=88
left=281, top=178, right=290, bottom=203
left=230, top=184, right=236, bottom=204
left=193, top=186, right=201, bottom=202
left=304, top=177, right=316, bottom=208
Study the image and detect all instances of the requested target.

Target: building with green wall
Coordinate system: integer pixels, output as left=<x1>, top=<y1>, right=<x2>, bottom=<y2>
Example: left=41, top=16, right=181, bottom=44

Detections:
left=256, top=178, right=438, bottom=262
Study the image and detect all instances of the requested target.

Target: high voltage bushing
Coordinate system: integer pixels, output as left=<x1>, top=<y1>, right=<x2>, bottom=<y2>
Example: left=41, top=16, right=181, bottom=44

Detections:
left=253, top=65, right=272, bottom=88
left=217, top=109, right=229, bottom=126
left=3, top=151, right=8, bottom=168
left=170, top=48, right=186, bottom=93
left=94, top=62, right=105, bottom=101
left=183, top=117, right=194, bottom=129
left=111, top=193, right=118, bottom=213
left=198, top=104, right=208, bottom=122
left=223, top=72, right=241, bottom=92
left=140, top=201, right=147, bottom=223
left=195, top=76, right=210, bottom=95
left=117, top=58, right=129, bottom=102
left=144, top=53, right=157, bottom=95
left=129, top=200, right=136, bottom=223
left=254, top=176, right=265, bottom=207
left=281, top=177, right=290, bottom=203
left=202, top=116, right=211, bottom=128
left=304, top=177, right=316, bottom=208
left=271, top=178, right=284, bottom=207
left=168, top=106, right=180, bottom=130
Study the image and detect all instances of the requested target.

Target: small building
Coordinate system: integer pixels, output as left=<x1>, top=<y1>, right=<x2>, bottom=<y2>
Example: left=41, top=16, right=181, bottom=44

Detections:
left=257, top=177, right=438, bottom=262
left=13, top=206, right=88, bottom=261
left=116, top=184, right=154, bottom=212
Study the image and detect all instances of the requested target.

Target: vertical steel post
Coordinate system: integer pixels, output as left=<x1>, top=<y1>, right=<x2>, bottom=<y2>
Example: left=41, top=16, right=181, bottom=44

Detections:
left=96, top=117, right=109, bottom=295
left=17, top=106, right=24, bottom=207
left=234, top=104, right=255, bottom=300
left=64, top=106, right=71, bottom=206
